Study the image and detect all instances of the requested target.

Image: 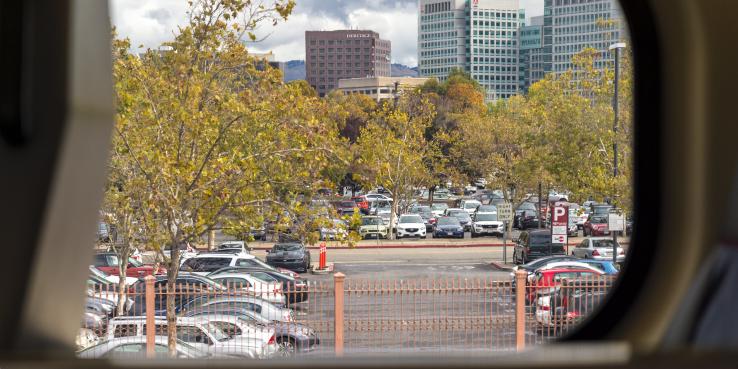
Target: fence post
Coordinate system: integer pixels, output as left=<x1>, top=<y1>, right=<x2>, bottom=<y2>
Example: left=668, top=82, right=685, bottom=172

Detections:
left=144, top=275, right=156, bottom=358
left=515, top=270, right=527, bottom=351
left=334, top=272, right=345, bottom=357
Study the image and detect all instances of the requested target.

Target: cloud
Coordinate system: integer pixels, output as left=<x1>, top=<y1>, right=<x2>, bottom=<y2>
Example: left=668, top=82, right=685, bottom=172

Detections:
left=110, top=0, right=545, bottom=66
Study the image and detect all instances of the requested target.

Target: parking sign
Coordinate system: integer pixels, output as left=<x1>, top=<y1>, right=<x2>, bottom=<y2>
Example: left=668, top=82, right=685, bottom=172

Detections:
left=551, top=203, right=569, bottom=244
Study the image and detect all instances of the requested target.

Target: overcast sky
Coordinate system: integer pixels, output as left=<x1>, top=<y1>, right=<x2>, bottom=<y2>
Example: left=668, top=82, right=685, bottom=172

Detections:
left=111, top=0, right=544, bottom=66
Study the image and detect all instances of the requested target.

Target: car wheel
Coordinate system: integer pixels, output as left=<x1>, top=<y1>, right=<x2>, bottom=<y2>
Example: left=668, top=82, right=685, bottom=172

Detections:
left=276, top=337, right=296, bottom=357
left=471, top=232, right=477, bottom=238
left=422, top=235, right=427, bottom=239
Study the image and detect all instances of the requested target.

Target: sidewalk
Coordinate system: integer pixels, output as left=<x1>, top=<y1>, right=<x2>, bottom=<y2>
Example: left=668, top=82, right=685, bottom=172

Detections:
left=230, top=236, right=630, bottom=251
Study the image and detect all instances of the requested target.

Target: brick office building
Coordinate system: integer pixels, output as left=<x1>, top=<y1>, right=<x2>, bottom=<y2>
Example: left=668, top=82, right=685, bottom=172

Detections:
left=305, top=30, right=392, bottom=97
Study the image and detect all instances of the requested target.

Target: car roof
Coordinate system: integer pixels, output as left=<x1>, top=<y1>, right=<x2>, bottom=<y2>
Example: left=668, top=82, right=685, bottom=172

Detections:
left=526, top=229, right=551, bottom=235
left=191, top=253, right=254, bottom=259
left=540, top=267, right=603, bottom=274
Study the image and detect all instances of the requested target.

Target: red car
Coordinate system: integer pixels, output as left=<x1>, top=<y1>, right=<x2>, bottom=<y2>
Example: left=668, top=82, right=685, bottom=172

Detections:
left=93, top=252, right=165, bottom=277
left=351, top=196, right=370, bottom=215
left=582, top=214, right=610, bottom=236
left=527, top=267, right=604, bottom=303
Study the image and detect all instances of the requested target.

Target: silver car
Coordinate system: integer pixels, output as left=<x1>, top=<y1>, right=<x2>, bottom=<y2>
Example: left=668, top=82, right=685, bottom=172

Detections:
left=571, top=237, right=625, bottom=262
left=180, top=295, right=295, bottom=322
left=77, top=336, right=207, bottom=359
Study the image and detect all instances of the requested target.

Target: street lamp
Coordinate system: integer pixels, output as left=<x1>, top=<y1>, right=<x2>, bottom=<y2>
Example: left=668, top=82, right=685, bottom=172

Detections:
left=609, top=42, right=626, bottom=264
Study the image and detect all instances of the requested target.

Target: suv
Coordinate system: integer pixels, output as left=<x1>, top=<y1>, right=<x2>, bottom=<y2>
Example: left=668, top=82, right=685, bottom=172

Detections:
left=395, top=214, right=427, bottom=239
left=359, top=216, right=388, bottom=239
left=513, top=230, right=566, bottom=264
left=470, top=212, right=504, bottom=238
left=181, top=254, right=276, bottom=276
left=106, top=315, right=275, bottom=358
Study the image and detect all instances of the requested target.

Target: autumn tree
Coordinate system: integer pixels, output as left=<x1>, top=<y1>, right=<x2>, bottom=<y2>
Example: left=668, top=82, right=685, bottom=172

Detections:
left=110, top=0, right=356, bottom=355
left=354, top=92, right=438, bottom=238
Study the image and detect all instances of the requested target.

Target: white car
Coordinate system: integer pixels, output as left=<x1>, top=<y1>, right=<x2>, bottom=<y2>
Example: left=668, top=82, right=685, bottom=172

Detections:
left=395, top=214, right=427, bottom=239
left=105, top=316, right=275, bottom=358
left=460, top=200, right=482, bottom=214
left=430, top=203, right=448, bottom=217
left=319, top=219, right=348, bottom=241
left=571, top=237, right=626, bottom=262
left=216, top=241, right=250, bottom=256
left=181, top=254, right=276, bottom=276
left=470, top=212, right=504, bottom=237
left=365, top=193, right=393, bottom=203
left=210, top=272, right=285, bottom=305
left=89, top=265, right=137, bottom=286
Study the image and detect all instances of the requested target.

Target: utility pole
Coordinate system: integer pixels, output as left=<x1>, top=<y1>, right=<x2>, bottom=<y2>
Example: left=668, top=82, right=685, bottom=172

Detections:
left=609, top=43, right=626, bottom=264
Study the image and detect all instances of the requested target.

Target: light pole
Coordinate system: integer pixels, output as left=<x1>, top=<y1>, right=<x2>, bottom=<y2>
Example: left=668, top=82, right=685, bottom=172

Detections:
left=609, top=42, right=626, bottom=264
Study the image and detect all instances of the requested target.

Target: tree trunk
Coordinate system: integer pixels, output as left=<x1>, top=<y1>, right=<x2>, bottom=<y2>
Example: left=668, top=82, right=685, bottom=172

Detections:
left=208, top=229, right=216, bottom=251
left=116, top=259, right=128, bottom=316
left=167, top=241, right=181, bottom=357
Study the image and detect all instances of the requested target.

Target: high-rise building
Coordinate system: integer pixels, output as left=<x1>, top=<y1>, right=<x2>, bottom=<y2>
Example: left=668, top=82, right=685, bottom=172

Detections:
left=305, top=30, right=391, bottom=97
left=518, top=16, right=544, bottom=93
left=418, top=0, right=524, bottom=102
left=542, top=0, right=624, bottom=75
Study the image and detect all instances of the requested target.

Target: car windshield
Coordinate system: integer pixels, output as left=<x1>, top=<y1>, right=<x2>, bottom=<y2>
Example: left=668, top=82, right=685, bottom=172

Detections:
left=591, top=216, right=608, bottom=224
left=518, top=202, right=537, bottom=211
left=128, top=257, right=143, bottom=267
left=400, top=215, right=423, bottom=223
left=475, top=213, right=498, bottom=221
left=431, top=203, right=448, bottom=210
left=273, top=244, right=302, bottom=252
left=592, top=239, right=618, bottom=248
left=437, top=217, right=460, bottom=226
left=530, top=234, right=552, bottom=246
left=205, top=322, right=231, bottom=342
left=362, top=217, right=382, bottom=226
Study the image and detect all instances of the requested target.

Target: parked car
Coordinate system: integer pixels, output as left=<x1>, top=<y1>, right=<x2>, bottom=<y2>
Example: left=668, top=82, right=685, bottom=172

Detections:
left=460, top=199, right=482, bottom=214
left=265, top=243, right=311, bottom=273
left=582, top=215, right=610, bottom=236
left=97, top=222, right=117, bottom=243
left=216, top=241, right=251, bottom=256
left=184, top=306, right=319, bottom=356
left=319, top=219, right=348, bottom=241
left=105, top=316, right=273, bottom=358
left=571, top=237, right=626, bottom=262
left=89, top=265, right=138, bottom=287
left=210, top=273, right=285, bottom=305
left=430, top=202, right=449, bottom=217
left=350, top=196, right=370, bottom=215
left=432, top=188, right=450, bottom=200
left=470, top=212, right=504, bottom=238
left=395, top=214, right=427, bottom=239
left=514, top=202, right=539, bottom=229
left=527, top=266, right=605, bottom=303
left=475, top=204, right=497, bottom=214
left=535, top=277, right=614, bottom=329
left=127, top=273, right=226, bottom=316
left=181, top=253, right=296, bottom=277
left=336, top=201, right=359, bottom=216
left=179, top=295, right=294, bottom=322
left=408, top=205, right=436, bottom=231
left=93, top=252, right=165, bottom=278
left=576, top=259, right=621, bottom=275
left=77, top=336, right=208, bottom=359
left=432, top=216, right=464, bottom=239
left=359, top=216, right=388, bottom=239
left=445, top=208, right=472, bottom=231
left=364, top=193, right=393, bottom=203
left=161, top=243, right=199, bottom=265
left=208, top=267, right=307, bottom=304
left=513, top=230, right=566, bottom=265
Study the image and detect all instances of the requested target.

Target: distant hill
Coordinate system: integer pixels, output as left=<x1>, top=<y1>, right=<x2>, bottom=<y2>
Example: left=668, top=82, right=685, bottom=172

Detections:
left=391, top=63, right=419, bottom=77
left=282, top=60, right=419, bottom=82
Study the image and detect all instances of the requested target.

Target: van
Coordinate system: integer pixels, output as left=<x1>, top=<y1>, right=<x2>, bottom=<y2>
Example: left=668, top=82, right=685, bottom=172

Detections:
left=513, top=229, right=566, bottom=264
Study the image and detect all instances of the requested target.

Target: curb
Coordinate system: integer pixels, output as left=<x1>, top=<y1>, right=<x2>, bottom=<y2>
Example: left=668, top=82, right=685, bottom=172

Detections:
left=310, top=263, right=334, bottom=275
left=246, top=241, right=629, bottom=251
left=489, top=261, right=514, bottom=272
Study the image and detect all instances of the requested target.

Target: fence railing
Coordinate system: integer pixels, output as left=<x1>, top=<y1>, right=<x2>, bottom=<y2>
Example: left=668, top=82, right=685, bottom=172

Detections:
left=81, top=271, right=613, bottom=357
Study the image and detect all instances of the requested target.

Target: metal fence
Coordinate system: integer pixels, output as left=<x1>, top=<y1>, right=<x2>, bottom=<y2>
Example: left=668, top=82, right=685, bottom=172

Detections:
left=81, top=271, right=613, bottom=358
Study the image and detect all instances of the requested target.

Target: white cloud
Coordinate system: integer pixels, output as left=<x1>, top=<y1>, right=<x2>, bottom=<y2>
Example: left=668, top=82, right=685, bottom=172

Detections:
left=110, top=0, right=544, bottom=66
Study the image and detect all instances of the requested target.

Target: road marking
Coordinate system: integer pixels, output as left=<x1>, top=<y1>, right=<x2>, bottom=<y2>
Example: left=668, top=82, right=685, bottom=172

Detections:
left=337, top=261, right=488, bottom=266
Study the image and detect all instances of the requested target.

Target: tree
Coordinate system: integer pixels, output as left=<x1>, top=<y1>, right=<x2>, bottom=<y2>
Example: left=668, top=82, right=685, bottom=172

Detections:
left=354, top=92, right=438, bottom=238
left=110, top=0, right=357, bottom=356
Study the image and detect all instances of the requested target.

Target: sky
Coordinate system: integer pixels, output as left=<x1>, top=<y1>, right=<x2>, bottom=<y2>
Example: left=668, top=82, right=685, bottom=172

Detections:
left=111, top=0, right=544, bottom=67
